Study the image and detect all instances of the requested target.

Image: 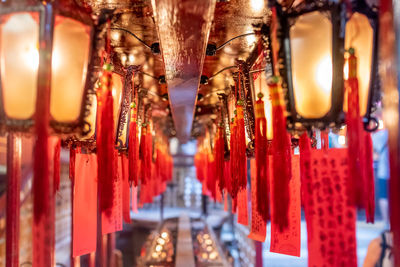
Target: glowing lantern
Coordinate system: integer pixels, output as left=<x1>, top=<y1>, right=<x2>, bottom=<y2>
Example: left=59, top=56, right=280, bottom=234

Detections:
left=344, top=1, right=379, bottom=129
left=0, top=0, right=95, bottom=135
left=276, top=2, right=345, bottom=130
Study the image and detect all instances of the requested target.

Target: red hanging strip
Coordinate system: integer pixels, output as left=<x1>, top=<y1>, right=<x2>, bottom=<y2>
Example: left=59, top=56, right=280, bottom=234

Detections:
left=128, top=92, right=139, bottom=186
left=362, top=131, right=375, bottom=223
left=53, top=139, right=61, bottom=193
left=270, top=155, right=301, bottom=257
left=72, top=153, right=98, bottom=257
left=121, top=155, right=131, bottom=224
left=69, top=147, right=76, bottom=182
left=302, top=148, right=357, bottom=266
left=299, top=132, right=312, bottom=209
left=229, top=116, right=239, bottom=200
left=140, top=124, right=148, bottom=184
left=248, top=159, right=267, bottom=242
left=215, top=125, right=225, bottom=193
left=237, top=182, right=248, bottom=226
left=6, top=133, right=21, bottom=267
left=254, top=93, right=269, bottom=222
left=97, top=62, right=116, bottom=217
left=269, top=77, right=291, bottom=231
left=345, top=48, right=375, bottom=221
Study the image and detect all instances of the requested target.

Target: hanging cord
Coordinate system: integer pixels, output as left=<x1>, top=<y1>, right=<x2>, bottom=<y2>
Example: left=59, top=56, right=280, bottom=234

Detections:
left=216, top=32, right=257, bottom=51
left=208, top=66, right=238, bottom=81
left=110, top=27, right=152, bottom=49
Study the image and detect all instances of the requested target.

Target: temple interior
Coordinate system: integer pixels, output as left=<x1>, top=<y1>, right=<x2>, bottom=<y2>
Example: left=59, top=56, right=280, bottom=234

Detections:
left=0, top=0, right=400, bottom=266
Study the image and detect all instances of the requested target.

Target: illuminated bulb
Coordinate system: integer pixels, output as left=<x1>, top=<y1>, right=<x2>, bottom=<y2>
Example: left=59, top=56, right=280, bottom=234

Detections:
left=157, top=238, right=165, bottom=245
left=246, top=33, right=256, bottom=46
left=121, top=54, right=127, bottom=66
left=343, top=60, right=349, bottom=80
left=111, top=31, right=120, bottom=41
left=155, top=245, right=162, bottom=252
left=202, top=253, right=208, bottom=259
left=338, top=135, right=346, bottom=146
left=250, top=0, right=264, bottom=12
left=25, top=47, right=39, bottom=71
left=315, top=55, right=333, bottom=94
left=205, top=239, right=212, bottom=245
left=379, top=119, right=384, bottom=130
left=152, top=252, right=158, bottom=258
left=209, top=251, right=218, bottom=260
left=161, top=232, right=168, bottom=239
left=206, top=246, right=213, bottom=252
left=203, top=234, right=210, bottom=239
left=128, top=54, right=135, bottom=64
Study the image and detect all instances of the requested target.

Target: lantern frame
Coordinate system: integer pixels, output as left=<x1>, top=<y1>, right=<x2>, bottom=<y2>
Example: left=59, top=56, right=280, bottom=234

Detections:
left=114, top=64, right=140, bottom=151
left=0, top=0, right=98, bottom=136
left=347, top=1, right=380, bottom=131
left=276, top=1, right=346, bottom=131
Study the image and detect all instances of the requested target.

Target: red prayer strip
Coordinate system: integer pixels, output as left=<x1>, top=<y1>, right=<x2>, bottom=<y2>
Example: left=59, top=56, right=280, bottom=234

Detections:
left=72, top=153, right=98, bottom=257
left=248, top=159, right=267, bottom=242
left=101, top=154, right=123, bottom=235
left=302, top=148, right=357, bottom=267
left=121, top=155, right=131, bottom=224
left=237, top=186, right=249, bottom=226
left=270, top=155, right=301, bottom=257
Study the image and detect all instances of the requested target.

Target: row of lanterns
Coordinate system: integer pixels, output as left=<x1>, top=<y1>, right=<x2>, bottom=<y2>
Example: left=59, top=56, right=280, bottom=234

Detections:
left=276, top=0, right=379, bottom=131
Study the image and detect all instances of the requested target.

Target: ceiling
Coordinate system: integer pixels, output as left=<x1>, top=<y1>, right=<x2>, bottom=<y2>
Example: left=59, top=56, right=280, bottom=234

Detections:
left=81, top=0, right=270, bottom=141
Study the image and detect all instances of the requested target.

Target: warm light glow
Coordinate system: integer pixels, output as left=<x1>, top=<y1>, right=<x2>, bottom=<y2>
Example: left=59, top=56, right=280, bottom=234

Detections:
left=161, top=232, right=168, bottom=239
left=155, top=245, right=162, bottom=252
left=50, top=16, right=91, bottom=123
left=1, top=13, right=39, bottom=119
left=250, top=0, right=264, bottom=12
left=379, top=119, right=384, bottom=130
left=344, top=12, right=374, bottom=116
left=338, top=135, right=346, bottom=146
left=246, top=33, right=256, bottom=46
left=290, top=11, right=333, bottom=118
left=0, top=14, right=91, bottom=123
left=315, top=55, right=333, bottom=94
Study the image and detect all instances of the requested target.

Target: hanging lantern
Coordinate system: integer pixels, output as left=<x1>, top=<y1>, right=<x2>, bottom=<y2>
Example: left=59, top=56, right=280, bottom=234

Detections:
left=0, top=0, right=96, bottom=135
left=115, top=65, right=139, bottom=151
left=344, top=0, right=380, bottom=130
left=276, top=1, right=345, bottom=130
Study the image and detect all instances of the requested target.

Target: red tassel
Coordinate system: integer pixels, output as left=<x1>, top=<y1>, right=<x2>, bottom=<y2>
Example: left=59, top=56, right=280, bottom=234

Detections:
left=269, top=77, right=291, bottom=231
left=255, top=94, right=269, bottom=222
left=236, top=104, right=247, bottom=190
left=6, top=133, right=21, bottom=267
left=215, top=126, right=225, bottom=193
left=363, top=131, right=375, bottom=223
left=69, top=147, right=76, bottom=182
left=53, top=139, right=61, bottom=193
left=140, top=124, right=153, bottom=185
left=230, top=117, right=239, bottom=199
left=345, top=49, right=375, bottom=221
left=128, top=102, right=139, bottom=186
left=96, top=64, right=116, bottom=215
left=299, top=132, right=312, bottom=209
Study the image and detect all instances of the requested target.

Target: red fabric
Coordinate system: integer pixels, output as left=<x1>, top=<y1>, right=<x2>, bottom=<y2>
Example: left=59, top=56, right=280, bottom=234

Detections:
left=224, top=191, right=228, bottom=212
left=303, top=148, right=357, bottom=267
left=299, top=133, right=312, bottom=208
left=140, top=126, right=152, bottom=185
left=215, top=127, right=225, bottom=193
left=97, top=69, right=116, bottom=216
left=237, top=160, right=248, bottom=226
left=121, top=155, right=131, bottom=224
left=248, top=159, right=267, bottom=242
left=236, top=106, right=247, bottom=191
left=101, top=151, right=123, bottom=235
left=230, top=119, right=239, bottom=200
left=207, top=155, right=217, bottom=200
left=362, top=132, right=375, bottom=223
left=132, top=186, right=138, bottom=213
left=72, top=153, right=98, bottom=257
left=69, top=147, right=76, bottom=181
left=255, top=98, right=269, bottom=222
left=270, top=82, right=291, bottom=231
left=224, top=160, right=231, bottom=197
left=53, top=139, right=61, bottom=193
left=128, top=105, right=139, bottom=186
left=270, top=155, right=301, bottom=257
